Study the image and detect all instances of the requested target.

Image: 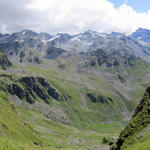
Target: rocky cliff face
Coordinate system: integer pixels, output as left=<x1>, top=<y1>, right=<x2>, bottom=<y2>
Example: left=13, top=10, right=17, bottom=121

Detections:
left=0, top=74, right=71, bottom=124
left=0, top=52, right=12, bottom=69
left=87, top=92, right=113, bottom=104
left=0, top=75, right=66, bottom=104
left=80, top=49, right=139, bottom=68
left=111, top=86, right=150, bottom=150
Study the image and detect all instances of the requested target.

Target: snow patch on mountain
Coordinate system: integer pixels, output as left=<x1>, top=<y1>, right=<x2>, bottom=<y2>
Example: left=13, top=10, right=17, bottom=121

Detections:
left=47, top=35, right=60, bottom=42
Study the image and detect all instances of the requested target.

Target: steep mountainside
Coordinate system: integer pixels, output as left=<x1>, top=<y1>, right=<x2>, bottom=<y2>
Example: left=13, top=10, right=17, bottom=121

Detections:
left=111, top=86, right=150, bottom=150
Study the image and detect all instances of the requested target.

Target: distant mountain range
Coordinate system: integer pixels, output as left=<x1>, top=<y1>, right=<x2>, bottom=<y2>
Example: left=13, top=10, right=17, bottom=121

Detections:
left=0, top=28, right=150, bottom=62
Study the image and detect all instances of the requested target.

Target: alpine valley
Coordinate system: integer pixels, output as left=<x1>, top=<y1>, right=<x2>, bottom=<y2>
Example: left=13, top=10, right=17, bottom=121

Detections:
left=0, top=28, right=150, bottom=150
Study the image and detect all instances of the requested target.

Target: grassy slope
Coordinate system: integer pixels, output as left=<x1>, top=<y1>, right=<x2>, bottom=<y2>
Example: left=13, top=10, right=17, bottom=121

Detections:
left=17, top=105, right=121, bottom=150
left=124, top=87, right=150, bottom=150
left=25, top=65, right=128, bottom=128
left=0, top=55, right=149, bottom=149
left=11, top=57, right=149, bottom=131
left=111, top=85, right=150, bottom=150
left=125, top=127, right=150, bottom=150
left=0, top=93, right=121, bottom=150
left=0, top=92, right=52, bottom=150
left=0, top=65, right=125, bottom=130
left=0, top=90, right=121, bottom=150
left=0, top=65, right=125, bottom=149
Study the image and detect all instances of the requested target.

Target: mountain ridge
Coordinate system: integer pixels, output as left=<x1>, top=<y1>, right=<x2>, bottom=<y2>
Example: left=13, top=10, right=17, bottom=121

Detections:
left=1, top=28, right=150, bottom=62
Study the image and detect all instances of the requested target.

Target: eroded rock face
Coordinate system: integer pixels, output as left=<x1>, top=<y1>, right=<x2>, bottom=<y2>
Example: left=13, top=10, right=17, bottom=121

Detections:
left=8, top=84, right=26, bottom=100
left=8, top=76, right=65, bottom=104
left=0, top=75, right=71, bottom=124
left=0, top=52, right=12, bottom=69
left=81, top=49, right=138, bottom=70
left=87, top=93, right=113, bottom=104
left=19, top=77, right=49, bottom=103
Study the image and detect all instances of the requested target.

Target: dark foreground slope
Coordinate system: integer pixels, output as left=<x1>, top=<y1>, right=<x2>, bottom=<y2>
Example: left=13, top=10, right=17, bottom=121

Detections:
left=111, top=86, right=150, bottom=150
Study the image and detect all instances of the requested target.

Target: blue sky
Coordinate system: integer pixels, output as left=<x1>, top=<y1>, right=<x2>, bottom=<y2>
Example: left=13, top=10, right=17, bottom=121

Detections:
left=109, top=0, right=150, bottom=12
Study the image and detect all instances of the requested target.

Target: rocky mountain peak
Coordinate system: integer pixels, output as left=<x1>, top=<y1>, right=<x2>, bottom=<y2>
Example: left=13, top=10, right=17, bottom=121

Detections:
left=111, top=32, right=123, bottom=37
left=21, top=30, right=39, bottom=37
left=131, top=27, right=150, bottom=44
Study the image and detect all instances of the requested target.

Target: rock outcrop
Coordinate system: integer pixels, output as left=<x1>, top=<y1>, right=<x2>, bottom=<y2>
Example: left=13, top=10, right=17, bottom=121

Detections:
left=87, top=93, right=113, bottom=104
left=7, top=76, right=65, bottom=104
left=0, top=52, right=12, bottom=69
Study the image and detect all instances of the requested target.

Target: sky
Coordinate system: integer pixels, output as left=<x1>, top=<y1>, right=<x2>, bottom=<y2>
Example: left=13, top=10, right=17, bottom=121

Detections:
left=109, top=0, right=150, bottom=13
left=0, top=0, right=150, bottom=35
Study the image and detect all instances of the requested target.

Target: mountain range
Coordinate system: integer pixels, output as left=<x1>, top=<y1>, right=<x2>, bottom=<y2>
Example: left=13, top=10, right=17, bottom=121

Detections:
left=0, top=28, right=150, bottom=150
left=1, top=28, right=150, bottom=59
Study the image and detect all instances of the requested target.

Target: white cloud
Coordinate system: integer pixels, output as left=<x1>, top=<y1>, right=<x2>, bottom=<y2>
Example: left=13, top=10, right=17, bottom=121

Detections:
left=0, top=0, right=150, bottom=34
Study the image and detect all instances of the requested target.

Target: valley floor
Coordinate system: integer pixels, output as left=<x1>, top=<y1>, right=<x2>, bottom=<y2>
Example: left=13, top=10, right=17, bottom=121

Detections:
left=16, top=106, right=122, bottom=150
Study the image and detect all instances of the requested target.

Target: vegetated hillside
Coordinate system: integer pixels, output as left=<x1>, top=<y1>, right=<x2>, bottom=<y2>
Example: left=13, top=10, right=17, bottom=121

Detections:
left=0, top=70, right=127, bottom=128
left=0, top=71, right=123, bottom=150
left=61, top=48, right=150, bottom=110
left=0, top=44, right=150, bottom=130
left=0, top=92, right=51, bottom=150
left=0, top=49, right=148, bottom=132
left=111, top=85, right=150, bottom=150
left=0, top=91, right=118, bottom=150
left=16, top=104, right=120, bottom=150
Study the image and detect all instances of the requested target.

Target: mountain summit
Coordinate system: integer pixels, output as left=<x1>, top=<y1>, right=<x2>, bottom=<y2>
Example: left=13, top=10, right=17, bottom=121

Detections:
left=131, top=28, right=150, bottom=46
